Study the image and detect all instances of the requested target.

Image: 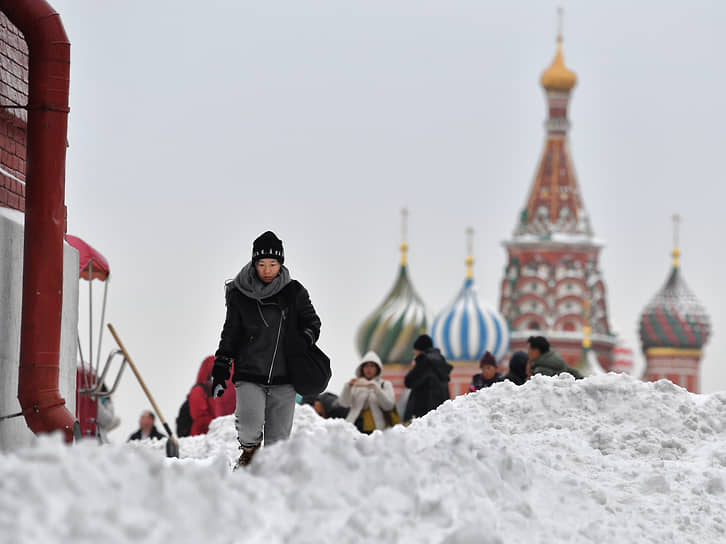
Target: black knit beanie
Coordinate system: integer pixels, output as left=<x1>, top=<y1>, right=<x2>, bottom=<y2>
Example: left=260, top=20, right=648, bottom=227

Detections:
left=413, top=334, right=433, bottom=351
left=252, top=231, right=284, bottom=264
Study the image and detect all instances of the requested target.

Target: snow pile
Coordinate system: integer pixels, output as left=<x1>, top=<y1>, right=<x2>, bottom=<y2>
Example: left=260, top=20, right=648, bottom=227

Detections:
left=2, top=374, right=726, bottom=543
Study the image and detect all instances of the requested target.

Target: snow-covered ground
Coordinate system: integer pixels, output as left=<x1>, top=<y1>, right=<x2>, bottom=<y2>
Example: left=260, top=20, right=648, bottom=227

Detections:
left=2, top=373, right=726, bottom=543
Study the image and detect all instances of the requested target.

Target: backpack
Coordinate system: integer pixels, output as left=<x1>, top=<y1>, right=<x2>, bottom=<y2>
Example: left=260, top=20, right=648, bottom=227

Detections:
left=175, top=382, right=209, bottom=438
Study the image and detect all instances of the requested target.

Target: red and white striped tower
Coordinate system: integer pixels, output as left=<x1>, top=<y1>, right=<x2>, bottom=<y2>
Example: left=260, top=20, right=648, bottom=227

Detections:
left=499, top=11, right=616, bottom=368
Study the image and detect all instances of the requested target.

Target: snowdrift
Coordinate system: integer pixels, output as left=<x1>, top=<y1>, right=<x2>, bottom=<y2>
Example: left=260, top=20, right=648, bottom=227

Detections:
left=2, top=373, right=726, bottom=543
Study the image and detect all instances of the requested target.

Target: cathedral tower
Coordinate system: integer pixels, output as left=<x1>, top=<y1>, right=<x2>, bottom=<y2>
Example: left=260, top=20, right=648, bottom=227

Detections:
left=499, top=14, right=616, bottom=368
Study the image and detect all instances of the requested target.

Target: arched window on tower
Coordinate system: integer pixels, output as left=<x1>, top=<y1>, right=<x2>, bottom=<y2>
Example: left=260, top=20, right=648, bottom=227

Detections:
left=529, top=321, right=541, bottom=331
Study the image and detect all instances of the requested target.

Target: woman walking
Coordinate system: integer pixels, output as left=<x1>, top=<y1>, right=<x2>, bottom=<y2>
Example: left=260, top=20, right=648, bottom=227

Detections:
left=212, top=231, right=321, bottom=467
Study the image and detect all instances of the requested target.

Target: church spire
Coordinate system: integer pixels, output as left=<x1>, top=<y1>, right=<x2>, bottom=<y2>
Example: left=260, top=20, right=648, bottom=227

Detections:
left=465, top=227, right=474, bottom=280
left=400, top=208, right=409, bottom=267
left=672, top=213, right=681, bottom=269
left=541, top=9, right=577, bottom=94
left=515, top=9, right=590, bottom=239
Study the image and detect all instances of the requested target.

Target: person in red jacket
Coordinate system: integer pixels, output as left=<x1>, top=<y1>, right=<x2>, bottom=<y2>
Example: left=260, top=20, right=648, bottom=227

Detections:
left=189, top=356, right=216, bottom=435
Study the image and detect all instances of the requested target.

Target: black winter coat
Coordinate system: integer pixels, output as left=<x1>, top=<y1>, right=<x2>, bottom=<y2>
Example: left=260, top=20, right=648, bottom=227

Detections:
left=128, top=426, right=165, bottom=441
left=403, top=348, right=453, bottom=421
left=469, top=373, right=503, bottom=392
left=216, top=280, right=321, bottom=385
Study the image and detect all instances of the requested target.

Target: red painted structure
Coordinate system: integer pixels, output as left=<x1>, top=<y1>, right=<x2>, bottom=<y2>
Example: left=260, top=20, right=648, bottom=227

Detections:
left=0, top=10, right=27, bottom=210
left=66, top=234, right=110, bottom=280
left=0, top=0, right=75, bottom=441
left=499, top=35, right=616, bottom=369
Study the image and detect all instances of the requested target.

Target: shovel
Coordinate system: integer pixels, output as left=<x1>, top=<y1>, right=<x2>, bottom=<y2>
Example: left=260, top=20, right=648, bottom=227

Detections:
left=107, top=324, right=180, bottom=458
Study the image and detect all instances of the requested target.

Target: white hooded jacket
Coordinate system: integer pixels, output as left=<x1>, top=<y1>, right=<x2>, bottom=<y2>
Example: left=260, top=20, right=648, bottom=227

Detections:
left=339, top=351, right=396, bottom=430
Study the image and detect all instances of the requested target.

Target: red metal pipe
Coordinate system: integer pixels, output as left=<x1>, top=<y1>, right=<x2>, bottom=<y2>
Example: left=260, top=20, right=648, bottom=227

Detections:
left=0, top=0, right=75, bottom=442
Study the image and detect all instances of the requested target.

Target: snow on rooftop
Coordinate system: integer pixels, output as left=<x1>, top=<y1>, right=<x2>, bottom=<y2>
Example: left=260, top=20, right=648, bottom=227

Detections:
left=2, top=373, right=726, bottom=543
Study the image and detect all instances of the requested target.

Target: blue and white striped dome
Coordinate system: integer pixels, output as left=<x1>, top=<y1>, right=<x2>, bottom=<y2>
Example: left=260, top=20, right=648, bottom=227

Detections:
left=431, top=278, right=510, bottom=362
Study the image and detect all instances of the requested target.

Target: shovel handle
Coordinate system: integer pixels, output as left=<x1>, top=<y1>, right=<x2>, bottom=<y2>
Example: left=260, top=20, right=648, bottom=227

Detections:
left=107, top=323, right=179, bottom=452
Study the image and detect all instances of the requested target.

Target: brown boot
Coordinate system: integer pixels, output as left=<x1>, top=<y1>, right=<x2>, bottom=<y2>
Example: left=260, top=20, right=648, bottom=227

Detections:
left=234, top=443, right=261, bottom=470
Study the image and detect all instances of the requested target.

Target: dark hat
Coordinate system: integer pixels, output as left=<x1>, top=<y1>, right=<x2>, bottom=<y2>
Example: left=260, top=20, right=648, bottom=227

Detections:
left=413, top=334, right=433, bottom=351
left=508, top=351, right=528, bottom=375
left=479, top=351, right=497, bottom=367
left=252, top=231, right=284, bottom=264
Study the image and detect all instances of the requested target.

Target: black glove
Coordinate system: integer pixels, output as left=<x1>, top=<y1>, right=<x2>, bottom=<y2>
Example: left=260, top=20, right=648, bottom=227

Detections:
left=212, top=357, right=232, bottom=397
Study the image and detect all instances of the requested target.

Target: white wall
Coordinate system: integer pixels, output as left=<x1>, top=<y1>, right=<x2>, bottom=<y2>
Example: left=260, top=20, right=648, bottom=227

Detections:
left=0, top=208, right=79, bottom=450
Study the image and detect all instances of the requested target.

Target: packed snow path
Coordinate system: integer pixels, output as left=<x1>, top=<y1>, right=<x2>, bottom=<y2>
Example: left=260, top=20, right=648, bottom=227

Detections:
left=2, top=374, right=726, bottom=543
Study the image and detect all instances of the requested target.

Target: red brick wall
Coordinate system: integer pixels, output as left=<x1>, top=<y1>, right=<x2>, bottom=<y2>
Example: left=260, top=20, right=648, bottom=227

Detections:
left=644, top=353, right=700, bottom=393
left=0, top=11, right=28, bottom=212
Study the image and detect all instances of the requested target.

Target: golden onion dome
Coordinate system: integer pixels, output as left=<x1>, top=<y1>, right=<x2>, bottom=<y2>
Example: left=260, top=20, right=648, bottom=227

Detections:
left=540, top=36, right=577, bottom=92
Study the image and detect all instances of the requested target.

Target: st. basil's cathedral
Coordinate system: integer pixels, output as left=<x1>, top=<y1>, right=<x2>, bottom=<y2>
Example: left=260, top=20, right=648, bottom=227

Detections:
left=355, top=22, right=711, bottom=395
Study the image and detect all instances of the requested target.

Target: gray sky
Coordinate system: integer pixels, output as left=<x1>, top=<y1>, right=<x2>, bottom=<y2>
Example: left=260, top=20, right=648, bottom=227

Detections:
left=51, top=0, right=726, bottom=441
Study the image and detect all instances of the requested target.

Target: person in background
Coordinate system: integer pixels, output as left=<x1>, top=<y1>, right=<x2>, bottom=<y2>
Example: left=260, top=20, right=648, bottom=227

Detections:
left=469, top=351, right=503, bottom=392
left=502, top=351, right=529, bottom=385
left=212, top=231, right=321, bottom=468
left=403, top=335, right=453, bottom=422
left=313, top=392, right=349, bottom=419
left=527, top=336, right=583, bottom=379
left=128, top=410, right=164, bottom=441
left=339, top=351, right=396, bottom=433
left=189, top=356, right=216, bottom=435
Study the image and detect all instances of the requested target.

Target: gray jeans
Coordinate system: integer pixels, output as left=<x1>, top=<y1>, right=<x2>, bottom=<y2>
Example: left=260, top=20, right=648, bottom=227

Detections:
left=234, top=381, right=296, bottom=448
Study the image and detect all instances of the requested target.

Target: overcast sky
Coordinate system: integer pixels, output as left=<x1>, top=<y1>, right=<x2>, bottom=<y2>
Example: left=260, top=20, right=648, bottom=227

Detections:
left=50, top=0, right=726, bottom=441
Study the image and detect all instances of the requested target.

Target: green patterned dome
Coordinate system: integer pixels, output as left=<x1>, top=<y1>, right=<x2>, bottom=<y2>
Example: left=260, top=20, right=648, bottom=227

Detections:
left=356, top=246, right=428, bottom=365
left=639, top=262, right=710, bottom=351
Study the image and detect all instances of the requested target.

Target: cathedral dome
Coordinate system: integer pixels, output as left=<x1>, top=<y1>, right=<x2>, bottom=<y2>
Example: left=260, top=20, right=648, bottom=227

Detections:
left=356, top=214, right=428, bottom=365
left=639, top=249, right=710, bottom=351
left=541, top=36, right=577, bottom=93
left=431, top=231, right=510, bottom=362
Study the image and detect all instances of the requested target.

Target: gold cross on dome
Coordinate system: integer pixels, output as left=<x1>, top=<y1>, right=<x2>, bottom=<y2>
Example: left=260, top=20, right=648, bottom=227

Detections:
left=672, top=213, right=681, bottom=268
left=400, top=208, right=409, bottom=266
left=466, top=227, right=474, bottom=279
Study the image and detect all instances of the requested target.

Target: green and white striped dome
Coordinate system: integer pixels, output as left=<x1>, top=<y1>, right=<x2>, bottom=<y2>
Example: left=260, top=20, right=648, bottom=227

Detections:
left=356, top=246, right=428, bottom=365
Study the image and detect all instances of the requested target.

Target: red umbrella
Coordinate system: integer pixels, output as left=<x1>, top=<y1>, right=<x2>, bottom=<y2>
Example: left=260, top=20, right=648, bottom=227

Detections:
left=65, top=234, right=113, bottom=401
left=65, top=234, right=110, bottom=281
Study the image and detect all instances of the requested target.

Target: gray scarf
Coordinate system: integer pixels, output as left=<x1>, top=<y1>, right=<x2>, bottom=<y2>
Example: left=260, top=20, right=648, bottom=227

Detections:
left=233, top=261, right=291, bottom=301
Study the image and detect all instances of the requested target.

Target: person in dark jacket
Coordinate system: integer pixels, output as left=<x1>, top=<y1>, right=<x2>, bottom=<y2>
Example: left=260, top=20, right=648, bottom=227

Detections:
left=188, top=356, right=215, bottom=436
left=403, top=335, right=453, bottom=422
left=212, top=231, right=321, bottom=467
left=469, top=351, right=503, bottom=392
left=502, top=351, right=529, bottom=385
left=128, top=410, right=165, bottom=441
left=313, top=392, right=349, bottom=419
left=527, top=336, right=583, bottom=379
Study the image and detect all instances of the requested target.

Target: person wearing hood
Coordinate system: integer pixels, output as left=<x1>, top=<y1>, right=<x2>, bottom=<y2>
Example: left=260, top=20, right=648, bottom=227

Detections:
left=188, top=356, right=216, bottom=436
left=527, top=336, right=583, bottom=379
left=338, top=351, right=396, bottom=433
left=212, top=231, right=321, bottom=467
left=469, top=351, right=503, bottom=392
left=403, top=335, right=453, bottom=422
left=502, top=351, right=529, bottom=386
